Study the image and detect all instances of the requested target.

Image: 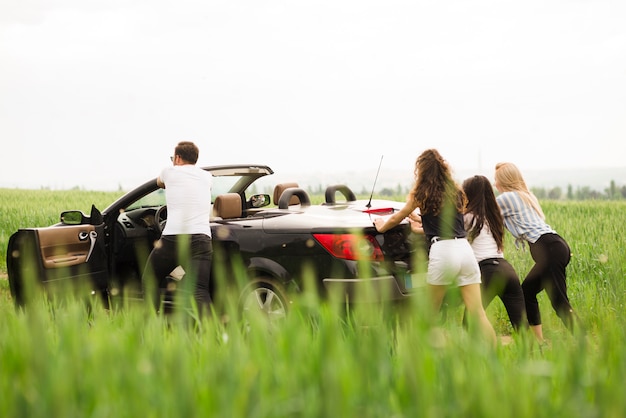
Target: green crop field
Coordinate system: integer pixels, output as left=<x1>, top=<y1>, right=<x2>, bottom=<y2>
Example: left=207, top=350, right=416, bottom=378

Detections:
left=1, top=188, right=625, bottom=417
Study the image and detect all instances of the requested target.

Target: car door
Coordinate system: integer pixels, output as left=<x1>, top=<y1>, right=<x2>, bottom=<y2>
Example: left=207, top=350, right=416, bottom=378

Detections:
left=7, top=205, right=109, bottom=306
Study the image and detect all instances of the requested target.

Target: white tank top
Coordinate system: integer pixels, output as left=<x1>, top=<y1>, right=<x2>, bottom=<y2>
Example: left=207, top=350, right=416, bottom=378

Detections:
left=463, top=213, right=503, bottom=262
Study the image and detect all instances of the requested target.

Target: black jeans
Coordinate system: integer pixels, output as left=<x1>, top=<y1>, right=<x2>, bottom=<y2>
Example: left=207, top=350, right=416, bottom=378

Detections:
left=479, top=258, right=527, bottom=330
left=142, top=234, right=212, bottom=314
left=524, top=233, right=574, bottom=331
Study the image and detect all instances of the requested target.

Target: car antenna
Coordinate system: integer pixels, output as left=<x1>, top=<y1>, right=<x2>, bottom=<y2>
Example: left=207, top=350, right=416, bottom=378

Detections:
left=366, top=155, right=384, bottom=208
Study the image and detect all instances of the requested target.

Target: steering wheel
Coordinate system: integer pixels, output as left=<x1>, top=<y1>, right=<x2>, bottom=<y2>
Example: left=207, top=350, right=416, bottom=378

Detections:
left=154, top=205, right=167, bottom=235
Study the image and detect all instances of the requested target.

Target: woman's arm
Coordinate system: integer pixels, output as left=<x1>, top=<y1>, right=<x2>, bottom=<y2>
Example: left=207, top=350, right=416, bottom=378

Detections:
left=373, top=197, right=418, bottom=233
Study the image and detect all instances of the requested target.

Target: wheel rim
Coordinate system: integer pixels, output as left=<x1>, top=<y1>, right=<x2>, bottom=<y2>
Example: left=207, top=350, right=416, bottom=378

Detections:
left=242, top=287, right=287, bottom=324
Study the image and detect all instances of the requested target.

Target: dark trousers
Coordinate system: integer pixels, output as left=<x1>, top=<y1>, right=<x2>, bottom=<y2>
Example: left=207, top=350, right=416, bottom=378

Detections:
left=524, top=233, right=574, bottom=331
left=479, top=258, right=527, bottom=330
left=142, top=234, right=212, bottom=314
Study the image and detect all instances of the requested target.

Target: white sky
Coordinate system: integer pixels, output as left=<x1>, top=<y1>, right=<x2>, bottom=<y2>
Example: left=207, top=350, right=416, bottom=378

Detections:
left=1, top=0, right=625, bottom=191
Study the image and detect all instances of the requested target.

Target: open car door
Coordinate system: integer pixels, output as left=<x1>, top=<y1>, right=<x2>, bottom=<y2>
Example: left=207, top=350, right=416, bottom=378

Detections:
left=7, top=205, right=110, bottom=307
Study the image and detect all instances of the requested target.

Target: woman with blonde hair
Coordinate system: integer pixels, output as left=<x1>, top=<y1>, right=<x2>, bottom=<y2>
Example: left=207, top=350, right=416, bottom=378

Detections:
left=374, top=149, right=497, bottom=346
left=494, top=162, right=577, bottom=343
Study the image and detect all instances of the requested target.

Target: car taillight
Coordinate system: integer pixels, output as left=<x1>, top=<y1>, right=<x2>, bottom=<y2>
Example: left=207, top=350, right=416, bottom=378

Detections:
left=313, top=233, right=384, bottom=262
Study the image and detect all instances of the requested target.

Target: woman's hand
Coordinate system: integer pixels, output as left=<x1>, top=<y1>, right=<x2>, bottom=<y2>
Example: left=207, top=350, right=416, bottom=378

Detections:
left=373, top=217, right=386, bottom=232
left=408, top=212, right=421, bottom=223
left=407, top=212, right=423, bottom=234
left=408, top=218, right=424, bottom=234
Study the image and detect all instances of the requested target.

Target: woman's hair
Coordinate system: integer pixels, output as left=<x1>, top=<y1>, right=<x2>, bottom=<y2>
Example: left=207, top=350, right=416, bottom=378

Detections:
left=411, top=148, right=466, bottom=215
left=462, top=175, right=504, bottom=251
left=175, top=141, right=199, bottom=164
left=494, top=162, right=545, bottom=219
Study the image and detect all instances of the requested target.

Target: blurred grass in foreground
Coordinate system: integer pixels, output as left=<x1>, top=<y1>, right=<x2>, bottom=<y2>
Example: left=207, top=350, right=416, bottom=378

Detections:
left=1, top=274, right=624, bottom=418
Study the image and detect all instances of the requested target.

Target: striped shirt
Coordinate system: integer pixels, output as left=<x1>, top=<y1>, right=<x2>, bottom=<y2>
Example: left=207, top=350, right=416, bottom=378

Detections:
left=496, top=191, right=555, bottom=245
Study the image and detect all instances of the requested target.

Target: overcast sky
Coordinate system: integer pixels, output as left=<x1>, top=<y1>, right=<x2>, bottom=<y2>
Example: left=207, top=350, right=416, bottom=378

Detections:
left=1, top=0, right=625, bottom=191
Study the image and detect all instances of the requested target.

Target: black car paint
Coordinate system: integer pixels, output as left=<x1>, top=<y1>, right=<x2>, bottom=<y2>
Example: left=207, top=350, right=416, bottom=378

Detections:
left=7, top=165, right=415, bottom=310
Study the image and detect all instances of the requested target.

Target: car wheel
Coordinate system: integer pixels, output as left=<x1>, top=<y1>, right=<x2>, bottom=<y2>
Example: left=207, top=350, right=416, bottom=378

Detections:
left=239, top=279, right=289, bottom=328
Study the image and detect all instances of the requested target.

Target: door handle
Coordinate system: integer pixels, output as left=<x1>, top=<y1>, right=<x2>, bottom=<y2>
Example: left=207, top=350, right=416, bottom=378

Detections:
left=78, top=231, right=90, bottom=241
left=85, top=230, right=98, bottom=262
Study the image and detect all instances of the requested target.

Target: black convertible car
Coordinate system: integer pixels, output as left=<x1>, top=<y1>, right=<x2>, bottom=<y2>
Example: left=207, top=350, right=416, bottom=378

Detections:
left=7, top=165, right=417, bottom=318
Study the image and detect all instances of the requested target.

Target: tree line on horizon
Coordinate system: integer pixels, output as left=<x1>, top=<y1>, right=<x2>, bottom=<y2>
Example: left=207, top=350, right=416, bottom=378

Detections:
left=350, top=179, right=626, bottom=201
left=20, top=178, right=626, bottom=202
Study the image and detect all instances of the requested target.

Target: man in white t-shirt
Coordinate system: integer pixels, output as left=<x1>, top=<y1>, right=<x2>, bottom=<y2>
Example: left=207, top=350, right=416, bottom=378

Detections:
left=142, top=141, right=213, bottom=315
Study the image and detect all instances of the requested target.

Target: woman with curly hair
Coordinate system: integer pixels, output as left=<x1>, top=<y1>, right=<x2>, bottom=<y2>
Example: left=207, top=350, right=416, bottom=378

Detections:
left=462, top=175, right=526, bottom=331
left=374, top=149, right=496, bottom=346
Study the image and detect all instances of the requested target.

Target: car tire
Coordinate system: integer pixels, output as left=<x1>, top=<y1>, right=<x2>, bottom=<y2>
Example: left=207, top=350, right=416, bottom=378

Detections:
left=239, top=278, right=290, bottom=328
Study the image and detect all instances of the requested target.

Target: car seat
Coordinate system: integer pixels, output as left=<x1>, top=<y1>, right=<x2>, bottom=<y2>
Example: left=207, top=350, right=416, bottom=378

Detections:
left=213, top=193, right=242, bottom=219
left=273, top=182, right=300, bottom=206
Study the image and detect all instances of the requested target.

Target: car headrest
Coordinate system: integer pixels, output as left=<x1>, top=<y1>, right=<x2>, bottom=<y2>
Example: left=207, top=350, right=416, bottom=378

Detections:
left=278, top=188, right=311, bottom=209
left=273, top=182, right=299, bottom=205
left=213, top=193, right=242, bottom=219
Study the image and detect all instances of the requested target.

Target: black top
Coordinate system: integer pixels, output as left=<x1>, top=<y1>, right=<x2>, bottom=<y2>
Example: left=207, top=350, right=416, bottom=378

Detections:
left=420, top=211, right=467, bottom=243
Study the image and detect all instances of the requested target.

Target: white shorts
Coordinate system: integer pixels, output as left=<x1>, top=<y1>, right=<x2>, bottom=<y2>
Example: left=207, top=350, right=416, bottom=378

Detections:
left=427, top=238, right=481, bottom=286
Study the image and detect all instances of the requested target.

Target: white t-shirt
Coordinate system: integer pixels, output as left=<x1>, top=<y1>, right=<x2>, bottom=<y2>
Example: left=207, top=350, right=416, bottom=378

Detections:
left=160, top=165, right=213, bottom=237
left=463, top=213, right=503, bottom=262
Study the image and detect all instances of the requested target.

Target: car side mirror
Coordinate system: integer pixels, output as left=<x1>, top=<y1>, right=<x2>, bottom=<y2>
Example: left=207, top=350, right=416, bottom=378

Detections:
left=61, top=210, right=86, bottom=225
left=250, top=193, right=271, bottom=208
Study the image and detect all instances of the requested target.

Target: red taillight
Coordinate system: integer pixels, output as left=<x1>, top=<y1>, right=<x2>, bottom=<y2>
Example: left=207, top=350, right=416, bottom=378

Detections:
left=313, top=233, right=384, bottom=262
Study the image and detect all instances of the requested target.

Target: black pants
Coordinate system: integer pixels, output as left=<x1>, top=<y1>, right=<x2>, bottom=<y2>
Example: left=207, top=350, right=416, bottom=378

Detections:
left=479, top=258, right=526, bottom=330
left=524, top=233, right=574, bottom=331
left=142, top=234, right=212, bottom=314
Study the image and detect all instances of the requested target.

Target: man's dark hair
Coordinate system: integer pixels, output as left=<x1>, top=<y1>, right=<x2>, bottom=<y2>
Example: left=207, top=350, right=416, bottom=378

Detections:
left=175, top=141, right=199, bottom=164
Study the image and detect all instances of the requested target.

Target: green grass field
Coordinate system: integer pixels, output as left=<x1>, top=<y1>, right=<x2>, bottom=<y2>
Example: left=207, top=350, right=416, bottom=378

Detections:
left=1, top=189, right=625, bottom=417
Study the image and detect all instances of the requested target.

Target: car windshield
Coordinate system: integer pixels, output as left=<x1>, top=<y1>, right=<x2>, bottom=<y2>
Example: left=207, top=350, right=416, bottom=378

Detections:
left=126, top=189, right=166, bottom=210
left=212, top=175, right=246, bottom=197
